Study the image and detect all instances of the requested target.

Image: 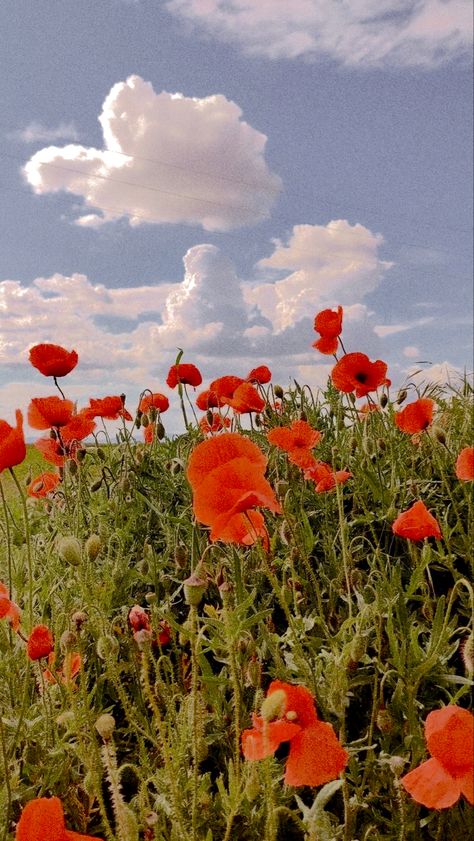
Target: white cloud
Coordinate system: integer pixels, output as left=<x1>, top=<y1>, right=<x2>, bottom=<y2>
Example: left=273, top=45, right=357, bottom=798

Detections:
left=403, top=345, right=421, bottom=358
left=373, top=316, right=434, bottom=337
left=165, top=0, right=472, bottom=67
left=22, top=75, right=281, bottom=231
left=404, top=361, right=464, bottom=388
left=244, top=220, right=392, bottom=332
left=15, top=122, right=81, bottom=144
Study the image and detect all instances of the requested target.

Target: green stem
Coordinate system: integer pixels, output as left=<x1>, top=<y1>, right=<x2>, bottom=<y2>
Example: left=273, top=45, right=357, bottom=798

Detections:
left=9, top=468, right=34, bottom=627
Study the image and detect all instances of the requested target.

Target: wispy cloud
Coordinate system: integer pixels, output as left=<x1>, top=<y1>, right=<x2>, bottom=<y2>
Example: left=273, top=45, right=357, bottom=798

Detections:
left=15, top=121, right=81, bottom=144
left=22, top=75, right=281, bottom=232
left=373, top=317, right=434, bottom=337
left=165, top=0, right=473, bottom=68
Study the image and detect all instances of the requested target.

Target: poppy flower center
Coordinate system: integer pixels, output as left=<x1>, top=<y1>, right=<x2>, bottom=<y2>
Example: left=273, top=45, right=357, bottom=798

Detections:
left=355, top=371, right=368, bottom=384
left=286, top=710, right=298, bottom=721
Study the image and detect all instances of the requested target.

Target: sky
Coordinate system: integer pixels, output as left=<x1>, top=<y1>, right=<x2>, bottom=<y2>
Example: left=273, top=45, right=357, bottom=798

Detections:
left=0, top=0, right=472, bottom=437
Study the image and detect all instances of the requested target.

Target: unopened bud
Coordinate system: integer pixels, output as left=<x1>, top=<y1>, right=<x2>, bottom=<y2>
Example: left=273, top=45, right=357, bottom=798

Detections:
left=85, top=534, right=102, bottom=561
left=96, top=634, right=119, bottom=661
left=96, top=447, right=106, bottom=461
left=95, top=713, right=115, bottom=741
left=274, top=385, right=284, bottom=399
left=461, top=630, right=474, bottom=676
left=377, top=438, right=387, bottom=452
left=90, top=479, right=103, bottom=493
left=396, top=389, right=408, bottom=405
left=431, top=425, right=446, bottom=445
left=380, top=393, right=388, bottom=409
left=184, top=573, right=207, bottom=606
left=254, top=414, right=261, bottom=427
left=261, top=688, right=287, bottom=722
left=156, top=421, right=165, bottom=440
left=58, top=536, right=82, bottom=567
left=137, top=558, right=149, bottom=575
left=349, top=635, right=366, bottom=664
left=67, top=459, right=78, bottom=476
left=76, top=448, right=87, bottom=462
left=141, top=413, right=150, bottom=428
left=60, top=630, right=77, bottom=652
left=174, top=545, right=187, bottom=569
left=71, top=610, right=87, bottom=630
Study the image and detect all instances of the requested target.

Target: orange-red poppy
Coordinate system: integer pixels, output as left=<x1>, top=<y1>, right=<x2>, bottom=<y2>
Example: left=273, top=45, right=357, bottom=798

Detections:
left=166, top=363, right=202, bottom=388
left=26, top=625, right=54, bottom=661
left=0, top=582, right=21, bottom=631
left=27, top=397, right=74, bottom=430
left=139, top=392, right=170, bottom=414
left=455, top=447, right=474, bottom=481
left=331, top=352, right=389, bottom=398
left=199, top=413, right=231, bottom=434
left=304, top=461, right=352, bottom=493
left=241, top=680, right=348, bottom=787
left=246, top=365, right=272, bottom=384
left=87, top=396, right=133, bottom=421
left=187, top=432, right=267, bottom=491
left=143, top=424, right=154, bottom=444
left=27, top=471, right=60, bottom=498
left=34, top=437, right=67, bottom=467
left=224, top=382, right=266, bottom=414
left=43, top=651, right=81, bottom=687
left=394, top=398, right=435, bottom=434
left=400, top=705, right=474, bottom=809
left=267, top=420, right=322, bottom=469
left=312, top=306, right=343, bottom=355
left=209, top=375, right=245, bottom=402
left=60, top=412, right=96, bottom=443
left=392, top=500, right=442, bottom=541
left=0, top=410, right=26, bottom=473
left=29, top=343, right=78, bottom=378
left=15, top=795, right=103, bottom=840
left=195, top=389, right=221, bottom=410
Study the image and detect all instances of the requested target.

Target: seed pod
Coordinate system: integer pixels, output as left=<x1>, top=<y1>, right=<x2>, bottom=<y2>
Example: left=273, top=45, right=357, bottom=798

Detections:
left=85, top=534, right=102, bottom=561
left=58, top=536, right=82, bottom=567
left=184, top=573, right=207, bottom=606
left=95, top=713, right=115, bottom=740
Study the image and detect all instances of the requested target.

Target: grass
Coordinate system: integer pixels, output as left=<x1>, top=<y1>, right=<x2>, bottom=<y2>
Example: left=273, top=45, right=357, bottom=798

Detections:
left=0, top=374, right=473, bottom=841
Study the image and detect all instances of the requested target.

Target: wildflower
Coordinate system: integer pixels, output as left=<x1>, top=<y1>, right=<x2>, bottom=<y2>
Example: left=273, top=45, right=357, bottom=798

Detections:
left=400, top=705, right=474, bottom=809
left=0, top=410, right=26, bottom=473
left=60, top=412, right=96, bottom=443
left=246, top=365, right=272, bottom=384
left=87, top=396, right=133, bottom=421
left=43, top=651, right=81, bottom=687
left=187, top=432, right=267, bottom=490
left=199, top=413, right=231, bottom=434
left=209, top=375, right=245, bottom=403
left=312, top=306, right=343, bottom=355
left=224, top=382, right=265, bottom=414
left=26, top=625, right=54, bottom=661
left=455, top=446, right=474, bottom=481
left=34, top=437, right=68, bottom=467
left=196, top=389, right=221, bottom=410
left=0, top=582, right=21, bottom=631
left=304, top=461, right=352, bottom=493
left=129, top=604, right=151, bottom=633
left=267, top=420, right=322, bottom=469
left=29, top=343, right=78, bottom=378
left=394, top=398, right=435, bottom=434
left=166, top=363, right=202, bottom=389
left=331, top=352, right=389, bottom=398
left=15, top=795, right=103, bottom=840
left=241, top=680, right=348, bottom=787
left=392, top=500, right=442, bottom=541
left=139, top=392, right=170, bottom=414
left=27, top=471, right=60, bottom=498
left=27, top=397, right=74, bottom=430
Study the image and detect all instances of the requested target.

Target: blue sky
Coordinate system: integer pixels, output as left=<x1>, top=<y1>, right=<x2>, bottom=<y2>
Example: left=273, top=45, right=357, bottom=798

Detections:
left=0, top=0, right=472, bottom=435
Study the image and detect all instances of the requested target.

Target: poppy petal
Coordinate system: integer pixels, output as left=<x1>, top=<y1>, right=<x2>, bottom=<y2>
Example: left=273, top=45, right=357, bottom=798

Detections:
left=186, top=433, right=267, bottom=490
left=284, top=721, right=348, bottom=787
left=15, top=796, right=66, bottom=841
left=242, top=719, right=301, bottom=760
left=401, top=757, right=462, bottom=809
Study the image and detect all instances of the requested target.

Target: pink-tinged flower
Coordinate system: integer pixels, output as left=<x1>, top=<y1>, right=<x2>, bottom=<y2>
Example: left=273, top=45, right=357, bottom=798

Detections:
left=242, top=680, right=348, bottom=787
left=401, top=705, right=474, bottom=809
left=304, top=461, right=352, bottom=493
left=166, top=363, right=202, bottom=389
left=29, top=343, right=78, bottom=378
left=392, top=500, right=442, bottom=541
left=455, top=447, right=474, bottom=481
left=394, top=398, right=435, bottom=434
left=0, top=582, right=21, bottom=631
left=0, top=410, right=26, bottom=473
left=128, top=604, right=151, bottom=633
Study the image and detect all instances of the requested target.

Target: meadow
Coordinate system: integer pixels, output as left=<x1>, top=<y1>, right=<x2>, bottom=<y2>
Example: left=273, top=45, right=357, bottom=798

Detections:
left=0, top=311, right=473, bottom=841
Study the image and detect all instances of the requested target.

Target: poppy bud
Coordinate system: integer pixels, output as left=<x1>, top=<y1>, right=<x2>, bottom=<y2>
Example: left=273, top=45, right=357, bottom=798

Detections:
left=396, top=389, right=408, bottom=405
left=184, top=573, right=207, bottom=606
left=461, top=631, right=474, bottom=676
left=96, top=634, right=119, bottom=661
left=388, top=756, right=406, bottom=777
left=156, top=421, right=165, bottom=440
left=349, top=635, right=366, bottom=664
left=274, top=385, right=284, bottom=399
left=174, top=545, right=187, bottom=569
left=58, top=536, right=82, bottom=567
left=120, top=393, right=126, bottom=405
left=245, top=656, right=262, bottom=688
left=141, top=413, right=150, bottom=428
left=299, top=410, right=307, bottom=421
left=67, top=459, right=78, bottom=476
left=76, top=448, right=87, bottom=462
left=71, top=610, right=87, bottom=630
left=261, top=688, right=287, bottom=722
left=60, top=630, right=77, bottom=652
left=24, top=469, right=32, bottom=486
left=377, top=437, right=387, bottom=452
left=90, top=479, right=103, bottom=492
left=85, top=534, right=102, bottom=561
left=137, top=558, right=149, bottom=576
left=171, top=458, right=184, bottom=475
left=245, top=765, right=260, bottom=802
left=95, top=713, right=116, bottom=741
left=380, top=393, right=389, bottom=409
left=218, top=580, right=233, bottom=602
left=431, top=425, right=446, bottom=445
left=376, top=707, right=395, bottom=734
left=96, top=447, right=106, bottom=461
left=145, top=591, right=156, bottom=604
left=279, top=520, right=292, bottom=545
left=149, top=406, right=157, bottom=422
left=254, top=414, right=261, bottom=427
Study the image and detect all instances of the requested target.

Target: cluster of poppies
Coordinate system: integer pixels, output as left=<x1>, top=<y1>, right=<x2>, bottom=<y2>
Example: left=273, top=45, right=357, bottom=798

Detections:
left=266, top=418, right=352, bottom=493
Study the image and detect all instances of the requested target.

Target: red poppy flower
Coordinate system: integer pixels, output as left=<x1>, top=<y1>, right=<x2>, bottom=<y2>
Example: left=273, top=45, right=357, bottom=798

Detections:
left=128, top=604, right=151, bottom=633
left=27, top=471, right=60, bottom=498
left=224, top=382, right=266, bottom=414
left=246, top=365, right=272, bottom=384
left=199, top=413, right=231, bottom=434
left=187, top=432, right=267, bottom=490
left=34, top=437, right=67, bottom=467
left=455, top=447, right=474, bottom=481
left=392, top=500, right=442, bottom=541
left=15, top=795, right=103, bottom=840
left=209, top=375, right=245, bottom=402
left=331, top=353, right=389, bottom=398
left=195, top=389, right=221, bottom=410
left=60, top=412, right=96, bottom=443
left=44, top=651, right=81, bottom=687
left=29, top=344, right=78, bottom=378
left=143, top=425, right=154, bottom=444
left=395, top=398, right=435, bottom=434
left=267, top=420, right=322, bottom=469
left=166, top=363, right=202, bottom=389
left=26, top=625, right=54, bottom=660
left=87, top=396, right=133, bottom=421
left=401, top=706, right=474, bottom=809
left=0, top=410, right=26, bottom=473
left=139, top=393, right=170, bottom=414
left=312, top=306, right=343, bottom=355
left=0, top=582, right=21, bottom=631
left=28, top=397, right=74, bottom=430
left=304, top=461, right=352, bottom=493
left=241, top=680, right=348, bottom=787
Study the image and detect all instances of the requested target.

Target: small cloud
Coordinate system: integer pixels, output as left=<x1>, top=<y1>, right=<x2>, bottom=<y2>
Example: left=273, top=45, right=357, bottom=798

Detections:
left=373, top=316, right=434, bottom=337
left=403, top=345, right=421, bottom=358
left=15, top=121, right=81, bottom=144
left=404, top=361, right=464, bottom=387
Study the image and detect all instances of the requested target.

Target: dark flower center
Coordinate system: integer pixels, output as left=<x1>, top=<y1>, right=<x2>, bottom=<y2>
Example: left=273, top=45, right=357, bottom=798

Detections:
left=355, top=371, right=368, bottom=383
